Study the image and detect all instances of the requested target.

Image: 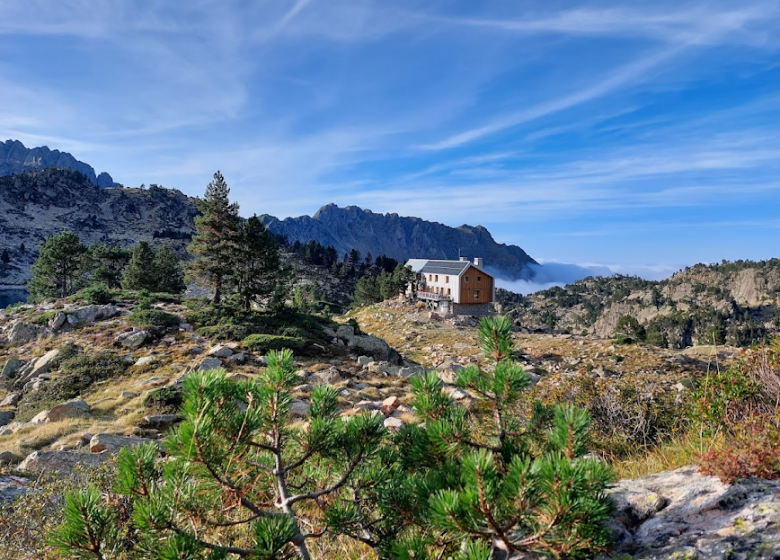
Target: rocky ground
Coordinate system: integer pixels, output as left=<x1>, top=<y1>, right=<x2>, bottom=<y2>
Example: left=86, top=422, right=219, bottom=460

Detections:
left=1, top=296, right=778, bottom=558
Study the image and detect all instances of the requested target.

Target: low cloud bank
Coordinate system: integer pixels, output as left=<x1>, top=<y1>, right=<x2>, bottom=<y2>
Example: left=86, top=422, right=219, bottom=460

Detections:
left=494, top=261, right=682, bottom=296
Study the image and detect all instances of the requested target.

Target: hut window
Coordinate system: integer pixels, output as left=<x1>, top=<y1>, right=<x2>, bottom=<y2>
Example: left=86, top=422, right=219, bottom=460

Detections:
left=445, top=276, right=449, bottom=283
left=435, top=275, right=439, bottom=282
left=477, top=275, right=482, bottom=282
left=474, top=290, right=480, bottom=300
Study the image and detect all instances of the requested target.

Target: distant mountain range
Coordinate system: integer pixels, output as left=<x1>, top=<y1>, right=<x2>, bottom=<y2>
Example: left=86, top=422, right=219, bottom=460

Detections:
left=262, top=204, right=537, bottom=280
left=0, top=146, right=538, bottom=285
left=0, top=139, right=118, bottom=187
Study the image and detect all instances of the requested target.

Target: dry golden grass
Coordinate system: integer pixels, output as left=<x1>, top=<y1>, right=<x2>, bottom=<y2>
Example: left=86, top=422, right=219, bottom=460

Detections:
left=610, top=432, right=718, bottom=479
left=0, top=418, right=88, bottom=456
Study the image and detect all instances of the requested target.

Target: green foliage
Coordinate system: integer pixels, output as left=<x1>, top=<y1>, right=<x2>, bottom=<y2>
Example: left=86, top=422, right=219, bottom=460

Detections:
left=399, top=316, right=616, bottom=558
left=128, top=308, right=181, bottom=331
left=615, top=314, right=646, bottom=343
left=243, top=334, right=306, bottom=354
left=28, top=231, right=89, bottom=301
left=122, top=242, right=185, bottom=294
left=230, top=215, right=285, bottom=311
left=187, top=171, right=241, bottom=303
left=73, top=284, right=115, bottom=305
left=354, top=264, right=414, bottom=306
left=143, top=386, right=184, bottom=414
left=52, top=350, right=389, bottom=559
left=88, top=243, right=130, bottom=289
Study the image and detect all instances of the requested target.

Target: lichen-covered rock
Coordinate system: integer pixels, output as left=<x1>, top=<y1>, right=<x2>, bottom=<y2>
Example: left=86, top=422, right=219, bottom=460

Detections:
left=197, top=357, right=222, bottom=371
left=612, top=466, right=780, bottom=559
left=0, top=358, right=23, bottom=379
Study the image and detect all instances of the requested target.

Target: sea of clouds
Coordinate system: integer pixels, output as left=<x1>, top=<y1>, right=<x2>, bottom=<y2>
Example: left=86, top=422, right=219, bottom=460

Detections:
left=492, top=261, right=683, bottom=295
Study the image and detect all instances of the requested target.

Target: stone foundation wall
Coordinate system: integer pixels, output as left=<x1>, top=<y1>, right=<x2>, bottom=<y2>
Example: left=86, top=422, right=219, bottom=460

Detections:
left=452, top=303, right=493, bottom=317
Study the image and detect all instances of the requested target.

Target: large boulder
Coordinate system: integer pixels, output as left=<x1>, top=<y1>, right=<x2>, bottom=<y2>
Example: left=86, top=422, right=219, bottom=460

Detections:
left=0, top=392, right=21, bottom=407
left=138, top=414, right=182, bottom=430
left=612, top=466, right=780, bottom=559
left=198, top=357, right=223, bottom=371
left=119, top=330, right=149, bottom=349
left=65, top=304, right=120, bottom=325
left=17, top=348, right=60, bottom=385
left=436, top=360, right=463, bottom=384
left=0, top=411, right=14, bottom=427
left=0, top=358, right=23, bottom=379
left=350, top=335, right=393, bottom=362
left=17, top=450, right=107, bottom=474
left=208, top=344, right=234, bottom=358
left=47, top=399, right=91, bottom=422
left=89, top=433, right=159, bottom=453
left=5, top=322, right=44, bottom=344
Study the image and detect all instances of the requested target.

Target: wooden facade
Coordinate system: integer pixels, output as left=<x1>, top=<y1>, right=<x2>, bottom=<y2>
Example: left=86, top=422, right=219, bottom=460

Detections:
left=458, top=265, right=495, bottom=304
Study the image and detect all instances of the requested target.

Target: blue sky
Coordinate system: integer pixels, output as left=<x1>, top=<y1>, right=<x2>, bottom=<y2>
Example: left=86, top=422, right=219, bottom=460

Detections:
left=1, top=0, right=779, bottom=279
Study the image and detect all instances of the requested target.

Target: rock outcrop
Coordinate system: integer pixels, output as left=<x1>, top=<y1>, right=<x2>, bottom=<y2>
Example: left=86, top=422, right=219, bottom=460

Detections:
left=0, top=139, right=116, bottom=187
left=611, top=466, right=780, bottom=559
left=262, top=203, right=537, bottom=281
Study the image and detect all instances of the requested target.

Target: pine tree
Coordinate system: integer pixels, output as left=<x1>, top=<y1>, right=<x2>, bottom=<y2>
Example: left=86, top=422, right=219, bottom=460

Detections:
left=395, top=316, right=616, bottom=559
left=27, top=231, right=89, bottom=300
left=152, top=246, right=186, bottom=294
left=188, top=171, right=241, bottom=303
left=230, top=215, right=283, bottom=310
left=88, top=243, right=130, bottom=289
left=50, top=350, right=387, bottom=560
left=121, top=241, right=157, bottom=291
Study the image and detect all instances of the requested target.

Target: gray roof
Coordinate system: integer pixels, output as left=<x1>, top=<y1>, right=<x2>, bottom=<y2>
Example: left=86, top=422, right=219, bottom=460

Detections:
left=406, top=259, right=471, bottom=276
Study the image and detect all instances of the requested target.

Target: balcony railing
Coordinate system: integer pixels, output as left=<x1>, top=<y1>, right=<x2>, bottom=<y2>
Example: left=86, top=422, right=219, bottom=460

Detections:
left=416, top=290, right=451, bottom=302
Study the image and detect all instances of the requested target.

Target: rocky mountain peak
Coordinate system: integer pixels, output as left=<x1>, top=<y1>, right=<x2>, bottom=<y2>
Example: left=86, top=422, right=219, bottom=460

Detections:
left=0, top=139, right=117, bottom=188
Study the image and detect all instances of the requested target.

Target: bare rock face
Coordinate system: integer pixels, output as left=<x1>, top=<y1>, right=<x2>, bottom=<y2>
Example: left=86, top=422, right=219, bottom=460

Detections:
left=611, top=466, right=780, bottom=559
left=17, top=450, right=107, bottom=474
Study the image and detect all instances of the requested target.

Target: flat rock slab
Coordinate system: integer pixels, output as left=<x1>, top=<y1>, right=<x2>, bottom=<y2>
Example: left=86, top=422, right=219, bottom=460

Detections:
left=612, top=466, right=780, bottom=559
left=18, top=450, right=108, bottom=474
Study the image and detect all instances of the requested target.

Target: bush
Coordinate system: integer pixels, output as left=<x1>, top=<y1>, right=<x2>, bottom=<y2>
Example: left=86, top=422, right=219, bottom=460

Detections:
left=128, top=308, right=180, bottom=331
left=16, top=351, right=128, bottom=422
left=71, top=284, right=114, bottom=305
left=243, top=334, right=306, bottom=354
left=699, top=416, right=780, bottom=483
left=60, top=352, right=129, bottom=382
left=143, top=386, right=183, bottom=414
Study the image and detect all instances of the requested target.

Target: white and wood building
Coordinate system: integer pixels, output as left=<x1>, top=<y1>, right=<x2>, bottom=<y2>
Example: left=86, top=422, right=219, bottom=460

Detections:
left=405, top=257, right=495, bottom=315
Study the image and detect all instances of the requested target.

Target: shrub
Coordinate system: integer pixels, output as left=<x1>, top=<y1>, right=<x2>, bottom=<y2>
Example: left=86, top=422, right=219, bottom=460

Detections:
left=143, top=386, right=183, bottom=414
left=15, top=373, right=93, bottom=422
left=698, top=416, right=780, bottom=483
left=243, top=334, right=306, bottom=354
left=128, top=308, right=180, bottom=331
left=71, top=284, right=114, bottom=305
left=60, top=352, right=129, bottom=382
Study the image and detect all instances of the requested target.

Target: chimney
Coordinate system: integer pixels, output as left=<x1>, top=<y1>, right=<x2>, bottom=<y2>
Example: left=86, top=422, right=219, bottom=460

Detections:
left=473, top=257, right=483, bottom=267
left=459, top=256, right=468, bottom=262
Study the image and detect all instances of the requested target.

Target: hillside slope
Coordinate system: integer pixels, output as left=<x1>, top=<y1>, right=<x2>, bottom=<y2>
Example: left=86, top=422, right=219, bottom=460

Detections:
left=499, top=260, right=780, bottom=348
left=0, top=169, right=197, bottom=286
left=262, top=203, right=537, bottom=280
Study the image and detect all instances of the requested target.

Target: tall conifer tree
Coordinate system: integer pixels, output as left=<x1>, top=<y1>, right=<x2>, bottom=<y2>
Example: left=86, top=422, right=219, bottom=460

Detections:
left=187, top=171, right=240, bottom=303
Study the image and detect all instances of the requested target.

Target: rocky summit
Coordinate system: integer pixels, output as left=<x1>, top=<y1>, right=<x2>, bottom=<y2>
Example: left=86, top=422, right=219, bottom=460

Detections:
left=0, top=140, right=117, bottom=188
left=262, top=203, right=538, bottom=280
